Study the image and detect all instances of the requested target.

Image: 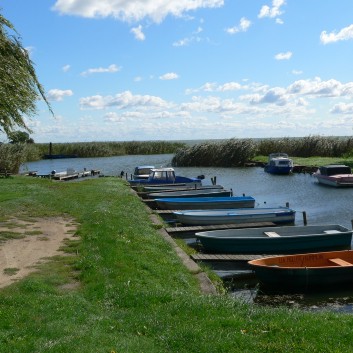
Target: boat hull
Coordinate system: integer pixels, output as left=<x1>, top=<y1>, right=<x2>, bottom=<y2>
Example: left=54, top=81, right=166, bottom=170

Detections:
left=264, top=165, right=292, bottom=175
left=175, top=207, right=295, bottom=226
left=195, top=224, right=352, bottom=254
left=149, top=189, right=232, bottom=199
left=249, top=249, right=353, bottom=290
left=314, top=174, right=353, bottom=187
left=155, top=196, right=255, bottom=210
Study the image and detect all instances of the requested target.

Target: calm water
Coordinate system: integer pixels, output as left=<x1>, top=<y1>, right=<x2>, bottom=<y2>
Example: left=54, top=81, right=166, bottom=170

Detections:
left=20, top=154, right=353, bottom=312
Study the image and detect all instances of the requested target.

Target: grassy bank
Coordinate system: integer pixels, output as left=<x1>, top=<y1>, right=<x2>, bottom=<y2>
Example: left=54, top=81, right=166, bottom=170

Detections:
left=1, top=177, right=353, bottom=352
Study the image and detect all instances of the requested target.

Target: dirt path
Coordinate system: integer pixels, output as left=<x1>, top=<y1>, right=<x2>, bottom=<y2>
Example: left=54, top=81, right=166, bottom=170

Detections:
left=0, top=217, right=77, bottom=288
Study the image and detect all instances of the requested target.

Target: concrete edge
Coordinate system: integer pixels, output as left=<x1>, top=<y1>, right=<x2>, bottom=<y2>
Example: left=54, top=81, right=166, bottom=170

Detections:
left=130, top=188, right=218, bottom=295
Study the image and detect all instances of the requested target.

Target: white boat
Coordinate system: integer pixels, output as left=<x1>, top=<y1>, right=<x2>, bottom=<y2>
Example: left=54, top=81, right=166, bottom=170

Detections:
left=173, top=207, right=295, bottom=226
left=149, top=188, right=232, bottom=199
left=313, top=164, right=353, bottom=187
left=155, top=196, right=255, bottom=210
left=129, top=167, right=202, bottom=186
left=264, top=153, right=293, bottom=175
left=195, top=224, right=352, bottom=254
left=132, top=165, right=155, bottom=180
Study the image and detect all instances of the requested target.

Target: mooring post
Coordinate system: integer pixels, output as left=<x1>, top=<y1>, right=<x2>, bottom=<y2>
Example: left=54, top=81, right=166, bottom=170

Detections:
left=303, top=211, right=307, bottom=225
left=286, top=202, right=289, bottom=207
left=351, top=219, right=353, bottom=230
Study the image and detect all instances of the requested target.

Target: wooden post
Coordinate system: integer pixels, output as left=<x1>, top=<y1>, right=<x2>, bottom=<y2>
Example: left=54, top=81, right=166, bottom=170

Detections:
left=286, top=202, right=289, bottom=208
left=303, top=211, right=307, bottom=225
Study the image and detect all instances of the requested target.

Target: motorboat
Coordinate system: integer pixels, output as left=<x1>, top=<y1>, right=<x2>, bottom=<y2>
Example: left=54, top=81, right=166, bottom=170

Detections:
left=313, top=164, right=353, bottom=187
left=264, top=153, right=293, bottom=175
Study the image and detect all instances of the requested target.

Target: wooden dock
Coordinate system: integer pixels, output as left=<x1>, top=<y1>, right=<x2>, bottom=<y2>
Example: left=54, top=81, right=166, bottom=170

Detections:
left=165, top=221, right=275, bottom=238
left=191, top=253, right=275, bottom=262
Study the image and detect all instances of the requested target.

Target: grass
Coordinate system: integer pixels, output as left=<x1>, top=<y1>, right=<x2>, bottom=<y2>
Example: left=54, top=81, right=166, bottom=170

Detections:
left=1, top=176, right=353, bottom=352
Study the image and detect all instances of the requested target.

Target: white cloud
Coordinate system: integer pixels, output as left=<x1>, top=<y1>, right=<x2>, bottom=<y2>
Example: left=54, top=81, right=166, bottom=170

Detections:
left=80, top=90, right=170, bottom=110
left=130, top=25, right=145, bottom=41
left=80, top=64, right=121, bottom=77
left=159, top=72, right=179, bottom=80
left=62, top=64, right=71, bottom=72
left=225, top=17, right=251, bottom=34
left=52, top=0, right=224, bottom=23
left=320, top=24, right=353, bottom=44
left=258, top=0, right=285, bottom=20
left=274, top=51, right=292, bottom=60
left=47, top=89, right=73, bottom=101
left=330, top=103, right=353, bottom=114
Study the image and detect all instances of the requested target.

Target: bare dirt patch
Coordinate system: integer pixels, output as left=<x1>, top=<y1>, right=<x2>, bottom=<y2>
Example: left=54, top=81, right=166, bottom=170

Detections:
left=0, top=217, right=78, bottom=288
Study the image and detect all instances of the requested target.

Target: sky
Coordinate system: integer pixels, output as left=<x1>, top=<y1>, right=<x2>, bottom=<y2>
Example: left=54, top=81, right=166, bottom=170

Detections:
left=2, top=0, right=353, bottom=143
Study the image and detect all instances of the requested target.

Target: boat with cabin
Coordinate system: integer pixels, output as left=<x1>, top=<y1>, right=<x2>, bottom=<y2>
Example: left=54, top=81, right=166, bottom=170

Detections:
left=195, top=224, right=352, bottom=254
left=313, top=164, right=353, bottom=187
left=129, top=167, right=202, bottom=186
left=264, top=153, right=293, bottom=175
left=132, top=166, right=155, bottom=180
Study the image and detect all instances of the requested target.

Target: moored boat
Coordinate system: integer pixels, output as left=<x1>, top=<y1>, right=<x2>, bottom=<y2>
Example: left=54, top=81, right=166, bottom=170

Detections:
left=264, top=153, right=293, bottom=175
left=129, top=167, right=202, bottom=186
left=313, top=164, right=353, bottom=187
left=155, top=196, right=255, bottom=210
left=143, top=184, right=224, bottom=192
left=132, top=165, right=155, bottom=180
left=174, top=207, right=295, bottom=226
left=249, top=249, right=353, bottom=290
left=149, top=188, right=232, bottom=199
left=195, top=224, right=352, bottom=254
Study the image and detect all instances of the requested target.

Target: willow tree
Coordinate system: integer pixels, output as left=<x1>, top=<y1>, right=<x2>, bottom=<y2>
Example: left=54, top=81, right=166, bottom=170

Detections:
left=0, top=13, right=52, bottom=137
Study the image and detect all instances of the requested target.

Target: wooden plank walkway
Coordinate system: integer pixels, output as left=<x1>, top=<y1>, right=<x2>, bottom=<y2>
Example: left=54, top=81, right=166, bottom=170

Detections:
left=165, top=221, right=275, bottom=235
left=191, top=253, right=276, bottom=262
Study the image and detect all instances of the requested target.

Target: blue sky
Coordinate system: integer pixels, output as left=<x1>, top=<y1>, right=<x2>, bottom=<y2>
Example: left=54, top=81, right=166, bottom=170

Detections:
left=2, top=0, right=353, bottom=143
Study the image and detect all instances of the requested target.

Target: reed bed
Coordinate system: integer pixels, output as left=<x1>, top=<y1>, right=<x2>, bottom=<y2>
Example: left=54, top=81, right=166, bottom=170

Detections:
left=19, top=141, right=186, bottom=161
left=173, top=136, right=353, bottom=167
left=172, top=139, right=258, bottom=167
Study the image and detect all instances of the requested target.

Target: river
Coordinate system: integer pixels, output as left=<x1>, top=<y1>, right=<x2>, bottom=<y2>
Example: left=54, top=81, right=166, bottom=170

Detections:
left=20, top=154, right=353, bottom=312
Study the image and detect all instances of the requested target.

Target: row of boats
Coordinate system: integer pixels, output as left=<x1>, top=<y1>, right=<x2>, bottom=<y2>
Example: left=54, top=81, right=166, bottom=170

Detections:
left=265, top=153, right=353, bottom=188
left=129, top=165, right=353, bottom=291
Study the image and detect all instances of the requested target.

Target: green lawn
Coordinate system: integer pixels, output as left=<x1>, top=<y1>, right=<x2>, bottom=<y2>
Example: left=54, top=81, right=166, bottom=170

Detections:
left=0, top=176, right=353, bottom=352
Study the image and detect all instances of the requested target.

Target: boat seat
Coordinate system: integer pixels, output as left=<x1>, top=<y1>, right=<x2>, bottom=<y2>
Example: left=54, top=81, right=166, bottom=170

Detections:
left=264, top=231, right=280, bottom=237
left=328, top=258, right=352, bottom=266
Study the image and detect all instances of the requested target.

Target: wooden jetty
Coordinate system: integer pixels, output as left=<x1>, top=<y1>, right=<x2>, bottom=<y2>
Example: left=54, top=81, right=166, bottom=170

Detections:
left=165, top=221, right=275, bottom=238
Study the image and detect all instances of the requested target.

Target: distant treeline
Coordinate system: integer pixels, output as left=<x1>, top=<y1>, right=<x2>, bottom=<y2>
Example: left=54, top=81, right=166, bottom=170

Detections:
left=0, top=141, right=186, bottom=173
left=172, top=136, right=353, bottom=167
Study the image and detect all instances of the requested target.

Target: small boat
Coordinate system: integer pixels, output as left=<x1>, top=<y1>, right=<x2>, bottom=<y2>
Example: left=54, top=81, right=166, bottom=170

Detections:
left=149, top=188, right=232, bottom=199
left=264, top=153, right=293, bottom=175
left=248, top=249, right=353, bottom=291
left=175, top=207, right=295, bottom=226
left=129, top=167, right=202, bottom=186
left=195, top=224, right=352, bottom=254
left=155, top=196, right=255, bottom=210
left=143, top=184, right=224, bottom=192
left=132, top=165, right=155, bottom=180
left=313, top=164, right=353, bottom=187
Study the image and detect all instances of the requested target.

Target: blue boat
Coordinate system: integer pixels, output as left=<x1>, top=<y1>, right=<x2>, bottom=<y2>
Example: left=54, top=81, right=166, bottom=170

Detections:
left=129, top=167, right=202, bottom=186
left=174, top=207, right=296, bottom=226
left=155, top=196, right=255, bottom=210
left=264, top=153, right=293, bottom=175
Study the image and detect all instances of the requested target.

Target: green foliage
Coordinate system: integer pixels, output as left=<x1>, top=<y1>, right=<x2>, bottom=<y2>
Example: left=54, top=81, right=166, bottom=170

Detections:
left=172, top=138, right=257, bottom=167
left=32, top=141, right=187, bottom=160
left=0, top=13, right=52, bottom=137
left=173, top=136, right=353, bottom=167
left=8, top=130, right=34, bottom=144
